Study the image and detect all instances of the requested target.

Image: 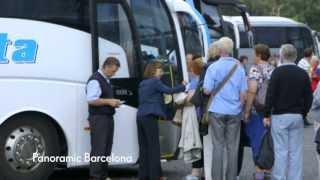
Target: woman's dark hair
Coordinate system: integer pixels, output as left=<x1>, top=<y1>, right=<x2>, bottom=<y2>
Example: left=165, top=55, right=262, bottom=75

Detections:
left=304, top=48, right=313, bottom=58
left=143, top=61, right=163, bottom=78
left=239, top=55, right=248, bottom=63
left=254, top=44, right=271, bottom=61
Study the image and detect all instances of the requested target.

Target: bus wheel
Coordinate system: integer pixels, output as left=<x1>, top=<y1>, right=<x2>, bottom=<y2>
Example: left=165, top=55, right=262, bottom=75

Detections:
left=0, top=115, right=59, bottom=180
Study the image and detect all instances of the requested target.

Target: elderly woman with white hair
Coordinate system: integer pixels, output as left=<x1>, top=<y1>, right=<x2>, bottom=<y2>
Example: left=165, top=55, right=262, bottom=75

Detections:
left=198, top=41, right=221, bottom=82
left=203, top=37, right=248, bottom=180
left=207, top=41, right=220, bottom=63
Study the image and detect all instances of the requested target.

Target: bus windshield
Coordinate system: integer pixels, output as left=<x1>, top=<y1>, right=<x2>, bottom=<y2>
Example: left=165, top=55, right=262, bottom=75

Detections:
left=199, top=1, right=223, bottom=41
left=177, top=12, right=204, bottom=57
left=197, top=0, right=252, bottom=45
left=129, top=0, right=182, bottom=85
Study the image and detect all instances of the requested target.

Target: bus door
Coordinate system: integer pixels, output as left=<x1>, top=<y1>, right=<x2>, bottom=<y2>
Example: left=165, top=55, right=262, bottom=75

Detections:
left=89, top=0, right=142, bottom=163
left=128, top=0, right=185, bottom=159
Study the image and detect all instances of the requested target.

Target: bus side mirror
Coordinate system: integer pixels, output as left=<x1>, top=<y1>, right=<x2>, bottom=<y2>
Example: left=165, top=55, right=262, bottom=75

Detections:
left=248, top=30, right=254, bottom=48
left=236, top=4, right=248, bottom=12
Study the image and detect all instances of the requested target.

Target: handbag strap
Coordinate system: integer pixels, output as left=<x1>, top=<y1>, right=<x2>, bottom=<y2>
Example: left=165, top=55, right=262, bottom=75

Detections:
left=205, top=62, right=239, bottom=112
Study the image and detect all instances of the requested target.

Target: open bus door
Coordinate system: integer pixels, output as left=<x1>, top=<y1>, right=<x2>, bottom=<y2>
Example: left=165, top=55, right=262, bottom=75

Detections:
left=91, top=0, right=186, bottom=162
left=128, top=0, right=187, bottom=159
left=89, top=0, right=143, bottom=164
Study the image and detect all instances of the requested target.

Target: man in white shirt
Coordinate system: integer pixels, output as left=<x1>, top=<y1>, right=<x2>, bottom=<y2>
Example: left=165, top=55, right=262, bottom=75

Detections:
left=297, top=48, right=314, bottom=77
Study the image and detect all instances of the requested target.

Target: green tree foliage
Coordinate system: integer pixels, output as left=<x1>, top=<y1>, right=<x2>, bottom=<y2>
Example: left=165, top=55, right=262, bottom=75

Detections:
left=240, top=0, right=320, bottom=31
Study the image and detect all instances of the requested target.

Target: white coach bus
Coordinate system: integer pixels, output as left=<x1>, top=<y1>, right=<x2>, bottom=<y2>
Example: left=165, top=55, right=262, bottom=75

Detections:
left=223, top=16, right=319, bottom=65
left=0, top=0, right=208, bottom=180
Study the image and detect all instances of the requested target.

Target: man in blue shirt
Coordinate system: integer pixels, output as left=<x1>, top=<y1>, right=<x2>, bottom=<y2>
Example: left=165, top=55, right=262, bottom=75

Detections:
left=203, top=37, right=247, bottom=180
left=86, top=57, right=121, bottom=180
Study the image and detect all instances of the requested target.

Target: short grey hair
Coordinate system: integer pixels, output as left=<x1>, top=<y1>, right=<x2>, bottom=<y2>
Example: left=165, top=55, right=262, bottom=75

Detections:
left=217, top=37, right=234, bottom=55
left=280, top=44, right=297, bottom=62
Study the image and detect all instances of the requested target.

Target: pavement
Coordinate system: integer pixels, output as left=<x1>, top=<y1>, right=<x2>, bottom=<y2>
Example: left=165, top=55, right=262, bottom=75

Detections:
left=49, top=126, right=319, bottom=180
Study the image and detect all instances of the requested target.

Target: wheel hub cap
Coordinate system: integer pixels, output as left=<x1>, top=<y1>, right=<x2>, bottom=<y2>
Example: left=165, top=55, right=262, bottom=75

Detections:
left=4, top=127, right=46, bottom=172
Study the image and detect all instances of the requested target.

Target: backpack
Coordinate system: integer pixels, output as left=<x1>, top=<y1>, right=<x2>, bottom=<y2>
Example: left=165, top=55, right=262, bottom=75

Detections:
left=254, top=65, right=269, bottom=113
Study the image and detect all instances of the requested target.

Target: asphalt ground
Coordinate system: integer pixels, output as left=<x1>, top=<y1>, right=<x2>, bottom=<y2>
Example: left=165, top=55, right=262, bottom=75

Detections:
left=49, top=126, right=319, bottom=180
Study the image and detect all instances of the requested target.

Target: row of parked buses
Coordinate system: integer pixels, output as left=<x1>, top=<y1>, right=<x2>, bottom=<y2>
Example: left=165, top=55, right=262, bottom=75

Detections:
left=186, top=0, right=320, bottom=64
left=0, top=0, right=319, bottom=180
left=0, top=0, right=253, bottom=179
left=224, top=16, right=320, bottom=65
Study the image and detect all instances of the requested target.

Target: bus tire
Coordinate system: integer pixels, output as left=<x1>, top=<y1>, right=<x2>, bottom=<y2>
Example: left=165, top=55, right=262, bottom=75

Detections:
left=0, top=115, right=60, bottom=180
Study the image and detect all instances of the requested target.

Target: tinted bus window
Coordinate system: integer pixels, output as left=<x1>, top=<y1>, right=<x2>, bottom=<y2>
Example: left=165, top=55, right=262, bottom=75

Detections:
left=96, top=3, right=137, bottom=77
left=200, top=1, right=222, bottom=28
left=0, top=0, right=89, bottom=32
left=177, top=12, right=204, bottom=57
left=199, top=1, right=223, bottom=42
left=129, top=0, right=183, bottom=85
left=239, top=26, right=314, bottom=59
left=239, top=25, right=250, bottom=48
left=224, top=22, right=236, bottom=45
left=254, top=27, right=287, bottom=48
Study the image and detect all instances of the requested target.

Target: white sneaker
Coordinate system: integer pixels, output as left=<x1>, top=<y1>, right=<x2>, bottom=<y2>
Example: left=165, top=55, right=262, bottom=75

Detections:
left=105, top=178, right=112, bottom=180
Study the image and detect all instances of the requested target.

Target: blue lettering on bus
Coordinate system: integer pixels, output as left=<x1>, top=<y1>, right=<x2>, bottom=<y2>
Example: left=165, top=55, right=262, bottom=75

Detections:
left=0, top=33, right=9, bottom=64
left=13, top=40, right=38, bottom=63
left=0, top=33, right=38, bottom=64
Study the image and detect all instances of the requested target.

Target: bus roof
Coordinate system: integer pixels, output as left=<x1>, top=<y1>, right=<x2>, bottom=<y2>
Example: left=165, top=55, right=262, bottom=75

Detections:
left=224, top=16, right=307, bottom=27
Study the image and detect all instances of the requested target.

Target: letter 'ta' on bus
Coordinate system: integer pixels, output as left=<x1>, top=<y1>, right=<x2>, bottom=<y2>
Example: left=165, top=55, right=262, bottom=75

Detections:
left=0, top=33, right=38, bottom=64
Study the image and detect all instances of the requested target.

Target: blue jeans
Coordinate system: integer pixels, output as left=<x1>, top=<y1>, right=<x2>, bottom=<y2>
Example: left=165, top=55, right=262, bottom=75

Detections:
left=271, top=114, right=304, bottom=180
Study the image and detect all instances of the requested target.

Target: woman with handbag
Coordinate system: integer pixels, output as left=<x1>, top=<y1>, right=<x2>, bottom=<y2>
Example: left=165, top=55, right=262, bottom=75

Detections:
left=184, top=56, right=206, bottom=180
left=188, top=41, right=221, bottom=180
left=243, top=44, right=275, bottom=180
left=137, top=61, right=186, bottom=180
